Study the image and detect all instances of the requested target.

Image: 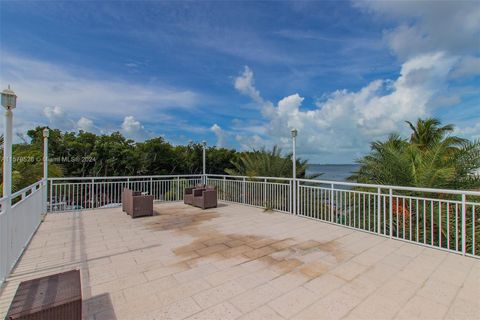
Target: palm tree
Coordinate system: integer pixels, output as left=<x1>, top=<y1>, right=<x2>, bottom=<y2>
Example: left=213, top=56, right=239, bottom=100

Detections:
left=350, top=118, right=480, bottom=253
left=405, top=118, right=466, bottom=150
left=225, top=145, right=320, bottom=179
left=351, top=119, right=480, bottom=189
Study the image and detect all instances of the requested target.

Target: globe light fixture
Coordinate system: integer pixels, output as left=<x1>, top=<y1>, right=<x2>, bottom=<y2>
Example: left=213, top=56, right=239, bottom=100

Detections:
left=291, top=128, right=298, bottom=138
left=1, top=85, right=17, bottom=110
left=2, top=85, right=16, bottom=213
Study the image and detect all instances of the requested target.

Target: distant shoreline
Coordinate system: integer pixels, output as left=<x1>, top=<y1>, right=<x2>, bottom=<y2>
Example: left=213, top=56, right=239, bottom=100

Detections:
left=306, top=164, right=359, bottom=182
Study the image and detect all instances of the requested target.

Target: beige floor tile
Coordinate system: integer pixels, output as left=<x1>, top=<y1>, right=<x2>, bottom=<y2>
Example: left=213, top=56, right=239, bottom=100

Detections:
left=303, top=274, right=346, bottom=297
left=416, top=279, right=460, bottom=305
left=186, top=302, right=242, bottom=320
left=293, top=289, right=362, bottom=320
left=445, top=297, right=480, bottom=320
left=149, top=297, right=202, bottom=320
left=1, top=202, right=478, bottom=320
left=239, top=306, right=284, bottom=320
left=395, top=295, right=448, bottom=319
left=230, top=284, right=283, bottom=314
left=268, top=286, right=319, bottom=318
left=194, top=280, right=246, bottom=309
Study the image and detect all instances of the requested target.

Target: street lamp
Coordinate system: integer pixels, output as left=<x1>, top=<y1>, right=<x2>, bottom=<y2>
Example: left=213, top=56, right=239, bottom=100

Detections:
left=202, top=141, right=207, bottom=183
left=291, top=128, right=298, bottom=215
left=1, top=85, right=17, bottom=210
left=43, top=128, right=49, bottom=213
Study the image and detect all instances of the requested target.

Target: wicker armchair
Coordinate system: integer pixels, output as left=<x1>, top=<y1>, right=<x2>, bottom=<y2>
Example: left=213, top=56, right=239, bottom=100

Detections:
left=184, top=184, right=205, bottom=205
left=122, top=188, right=154, bottom=218
left=192, top=186, right=217, bottom=209
left=122, top=188, right=140, bottom=213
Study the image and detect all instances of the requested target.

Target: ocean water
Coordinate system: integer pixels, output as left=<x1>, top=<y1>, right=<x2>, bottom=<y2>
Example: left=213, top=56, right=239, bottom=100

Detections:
left=306, top=164, right=359, bottom=182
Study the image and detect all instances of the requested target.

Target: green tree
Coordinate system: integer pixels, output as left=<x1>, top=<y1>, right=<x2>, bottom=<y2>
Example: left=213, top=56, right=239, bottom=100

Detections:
left=137, top=137, right=177, bottom=175
left=91, top=132, right=139, bottom=176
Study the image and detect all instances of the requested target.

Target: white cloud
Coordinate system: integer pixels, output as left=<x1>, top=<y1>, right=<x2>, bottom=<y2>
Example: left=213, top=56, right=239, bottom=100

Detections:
left=234, top=66, right=262, bottom=103
left=121, top=115, right=147, bottom=140
left=0, top=52, right=200, bottom=138
left=122, top=115, right=143, bottom=132
left=456, top=122, right=480, bottom=140
left=450, top=56, right=480, bottom=79
left=235, top=134, right=271, bottom=151
left=234, top=52, right=459, bottom=161
left=231, top=1, right=480, bottom=162
left=76, top=117, right=95, bottom=132
left=354, top=0, right=480, bottom=59
left=210, top=123, right=227, bottom=147
left=43, top=106, right=65, bottom=124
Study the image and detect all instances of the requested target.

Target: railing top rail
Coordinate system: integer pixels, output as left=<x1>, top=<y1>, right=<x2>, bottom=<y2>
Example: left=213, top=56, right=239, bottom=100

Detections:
left=47, top=173, right=480, bottom=196
left=11, top=180, right=44, bottom=198
left=49, top=174, right=203, bottom=181
left=206, top=174, right=292, bottom=182
left=296, top=178, right=480, bottom=196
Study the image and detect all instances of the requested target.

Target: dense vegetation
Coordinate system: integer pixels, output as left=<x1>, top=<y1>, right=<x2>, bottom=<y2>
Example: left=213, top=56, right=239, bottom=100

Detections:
left=350, top=118, right=480, bottom=190
left=2, top=127, right=313, bottom=194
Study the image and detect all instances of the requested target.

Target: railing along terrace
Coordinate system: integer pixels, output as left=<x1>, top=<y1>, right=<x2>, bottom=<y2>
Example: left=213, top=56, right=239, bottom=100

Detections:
left=0, top=179, right=46, bottom=284
left=48, top=175, right=203, bottom=212
left=48, top=174, right=479, bottom=258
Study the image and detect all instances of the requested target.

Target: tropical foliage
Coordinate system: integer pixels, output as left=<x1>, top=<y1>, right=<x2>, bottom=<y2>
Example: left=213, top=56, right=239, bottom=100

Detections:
left=349, top=118, right=480, bottom=254
left=350, top=118, right=480, bottom=189
left=225, top=145, right=320, bottom=178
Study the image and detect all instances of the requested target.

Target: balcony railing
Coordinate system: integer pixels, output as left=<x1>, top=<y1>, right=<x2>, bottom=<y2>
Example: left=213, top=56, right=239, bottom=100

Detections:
left=0, top=180, right=46, bottom=284
left=48, top=174, right=480, bottom=259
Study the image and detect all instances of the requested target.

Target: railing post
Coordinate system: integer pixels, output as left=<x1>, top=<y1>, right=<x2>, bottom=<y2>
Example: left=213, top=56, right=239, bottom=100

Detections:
left=263, top=178, right=267, bottom=208
left=377, top=187, right=381, bottom=235
left=242, top=177, right=246, bottom=204
left=176, top=177, right=180, bottom=201
left=330, top=183, right=334, bottom=222
left=91, top=178, right=95, bottom=209
left=293, top=180, right=297, bottom=215
left=461, top=193, right=466, bottom=256
left=150, top=177, right=153, bottom=197
left=389, top=188, right=393, bottom=238
left=223, top=176, right=226, bottom=201
left=49, top=180, right=53, bottom=212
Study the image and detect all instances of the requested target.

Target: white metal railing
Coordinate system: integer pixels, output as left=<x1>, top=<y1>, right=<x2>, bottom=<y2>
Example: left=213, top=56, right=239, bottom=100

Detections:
left=295, top=179, right=479, bottom=258
left=0, top=179, right=46, bottom=284
left=48, top=175, right=203, bottom=212
left=47, top=174, right=480, bottom=258
left=206, top=175, right=291, bottom=213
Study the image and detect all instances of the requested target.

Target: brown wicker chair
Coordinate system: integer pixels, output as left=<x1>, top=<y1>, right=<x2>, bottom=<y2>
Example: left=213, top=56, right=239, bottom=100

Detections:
left=184, top=184, right=205, bottom=205
left=192, top=186, right=217, bottom=209
left=122, top=188, right=153, bottom=218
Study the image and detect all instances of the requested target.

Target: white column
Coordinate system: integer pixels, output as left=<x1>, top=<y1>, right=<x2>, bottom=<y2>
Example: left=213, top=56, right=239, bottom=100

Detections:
left=292, top=133, right=297, bottom=215
left=202, top=141, right=206, bottom=184
left=43, top=128, right=49, bottom=213
left=3, top=109, right=13, bottom=211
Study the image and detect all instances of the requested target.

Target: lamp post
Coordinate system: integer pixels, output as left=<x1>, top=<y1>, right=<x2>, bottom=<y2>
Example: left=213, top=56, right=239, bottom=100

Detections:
left=43, top=128, right=49, bottom=213
left=1, top=85, right=17, bottom=212
left=202, top=141, right=207, bottom=184
left=291, top=128, right=298, bottom=215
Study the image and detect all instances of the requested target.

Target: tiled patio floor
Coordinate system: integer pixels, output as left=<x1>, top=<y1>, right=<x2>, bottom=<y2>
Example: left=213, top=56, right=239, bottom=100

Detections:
left=0, top=202, right=479, bottom=319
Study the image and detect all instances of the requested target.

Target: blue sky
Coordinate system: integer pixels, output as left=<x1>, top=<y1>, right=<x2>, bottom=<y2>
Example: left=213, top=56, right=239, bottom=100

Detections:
left=1, top=1, right=479, bottom=163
